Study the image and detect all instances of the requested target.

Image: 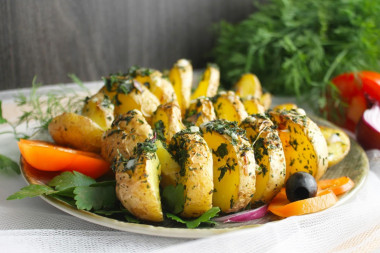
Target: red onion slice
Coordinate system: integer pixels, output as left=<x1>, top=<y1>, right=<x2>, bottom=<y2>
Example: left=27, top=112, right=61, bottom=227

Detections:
left=356, top=103, right=380, bottom=150
left=213, top=204, right=268, bottom=223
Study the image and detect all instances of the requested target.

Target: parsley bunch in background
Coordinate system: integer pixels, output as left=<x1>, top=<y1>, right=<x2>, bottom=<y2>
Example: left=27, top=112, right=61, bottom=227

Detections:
left=212, top=0, right=380, bottom=110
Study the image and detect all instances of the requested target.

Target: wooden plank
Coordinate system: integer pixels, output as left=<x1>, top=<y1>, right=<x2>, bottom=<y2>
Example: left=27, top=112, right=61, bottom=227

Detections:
left=0, top=0, right=255, bottom=89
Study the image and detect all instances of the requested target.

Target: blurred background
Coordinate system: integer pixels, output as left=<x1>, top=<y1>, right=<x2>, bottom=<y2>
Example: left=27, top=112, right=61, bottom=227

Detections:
left=0, top=0, right=256, bottom=89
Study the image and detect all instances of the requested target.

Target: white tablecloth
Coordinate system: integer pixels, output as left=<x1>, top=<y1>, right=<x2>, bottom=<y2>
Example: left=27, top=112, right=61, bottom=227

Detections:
left=1, top=83, right=380, bottom=253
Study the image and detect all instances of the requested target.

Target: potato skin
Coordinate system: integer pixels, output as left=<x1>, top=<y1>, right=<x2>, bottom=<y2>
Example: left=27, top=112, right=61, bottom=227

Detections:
left=185, top=97, right=217, bottom=126
left=82, top=92, right=114, bottom=130
left=212, top=91, right=248, bottom=124
left=114, top=147, right=163, bottom=222
left=169, top=131, right=213, bottom=218
left=101, top=110, right=153, bottom=163
left=240, top=115, right=286, bottom=205
left=48, top=112, right=103, bottom=153
left=200, top=120, right=256, bottom=213
left=152, top=102, right=185, bottom=145
left=269, top=110, right=329, bottom=180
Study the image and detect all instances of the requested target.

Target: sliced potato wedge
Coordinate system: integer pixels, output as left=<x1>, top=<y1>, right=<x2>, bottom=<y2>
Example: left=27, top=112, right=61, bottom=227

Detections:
left=185, top=97, right=217, bottom=126
left=269, top=110, right=329, bottom=180
left=48, top=112, right=103, bottom=153
left=169, top=130, right=213, bottom=218
left=273, top=103, right=298, bottom=111
left=200, top=120, right=256, bottom=213
left=82, top=92, right=114, bottom=130
left=240, top=115, right=286, bottom=205
left=155, top=140, right=180, bottom=187
left=235, top=73, right=262, bottom=99
left=152, top=102, right=185, bottom=145
left=114, top=140, right=163, bottom=222
left=242, top=96, right=265, bottom=115
left=260, top=92, right=272, bottom=110
left=133, top=69, right=178, bottom=105
left=169, top=59, right=193, bottom=115
left=191, top=64, right=220, bottom=100
left=100, top=75, right=160, bottom=122
left=319, top=126, right=350, bottom=167
left=101, top=109, right=153, bottom=163
left=212, top=91, right=248, bottom=124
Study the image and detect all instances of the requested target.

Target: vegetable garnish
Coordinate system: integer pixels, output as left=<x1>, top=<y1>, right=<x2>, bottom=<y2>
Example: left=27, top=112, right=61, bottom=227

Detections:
left=18, top=139, right=110, bottom=179
left=212, top=0, right=380, bottom=116
left=269, top=176, right=354, bottom=218
left=317, top=177, right=355, bottom=196
left=268, top=189, right=338, bottom=218
left=328, top=72, right=380, bottom=131
left=356, top=103, right=380, bottom=150
left=166, top=207, right=221, bottom=228
left=212, top=205, right=268, bottom=223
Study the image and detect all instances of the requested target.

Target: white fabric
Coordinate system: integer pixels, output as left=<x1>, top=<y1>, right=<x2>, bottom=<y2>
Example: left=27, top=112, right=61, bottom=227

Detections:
left=0, top=84, right=380, bottom=253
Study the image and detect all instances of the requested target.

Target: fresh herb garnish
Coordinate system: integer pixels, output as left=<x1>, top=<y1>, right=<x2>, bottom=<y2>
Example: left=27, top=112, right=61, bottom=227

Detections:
left=0, top=154, right=20, bottom=174
left=166, top=207, right=220, bottom=228
left=162, top=184, right=185, bottom=214
left=212, top=0, right=380, bottom=113
left=8, top=171, right=117, bottom=211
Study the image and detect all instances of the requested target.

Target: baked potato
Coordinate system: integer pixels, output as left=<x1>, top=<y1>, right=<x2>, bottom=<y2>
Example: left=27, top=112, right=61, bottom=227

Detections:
left=269, top=109, right=329, bottom=180
left=184, top=97, right=217, bottom=126
left=319, top=126, right=350, bottom=167
left=169, top=59, right=193, bottom=115
left=101, top=109, right=153, bottom=163
left=242, top=96, right=265, bottom=115
left=235, top=73, right=262, bottom=99
left=212, top=91, right=248, bottom=124
left=200, top=120, right=256, bottom=213
left=240, top=115, right=286, bottom=205
left=82, top=92, right=114, bottom=130
left=114, top=139, right=163, bottom=222
left=100, top=75, right=160, bottom=123
left=260, top=92, right=272, bottom=110
left=191, top=64, right=220, bottom=100
left=168, top=129, right=213, bottom=218
left=48, top=112, right=103, bottom=153
left=152, top=102, right=185, bottom=145
left=132, top=68, right=178, bottom=105
left=273, top=103, right=298, bottom=111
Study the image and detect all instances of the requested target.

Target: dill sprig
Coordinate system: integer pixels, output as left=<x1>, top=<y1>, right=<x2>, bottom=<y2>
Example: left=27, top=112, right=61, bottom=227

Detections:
left=212, top=0, right=380, bottom=113
left=0, top=74, right=90, bottom=139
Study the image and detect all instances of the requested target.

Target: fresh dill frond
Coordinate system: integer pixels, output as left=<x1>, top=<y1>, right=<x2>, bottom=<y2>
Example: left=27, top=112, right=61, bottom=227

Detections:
left=0, top=74, right=90, bottom=139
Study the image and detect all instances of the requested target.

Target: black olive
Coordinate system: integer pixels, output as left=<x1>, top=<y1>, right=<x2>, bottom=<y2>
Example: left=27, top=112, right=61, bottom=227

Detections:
left=286, top=172, right=317, bottom=202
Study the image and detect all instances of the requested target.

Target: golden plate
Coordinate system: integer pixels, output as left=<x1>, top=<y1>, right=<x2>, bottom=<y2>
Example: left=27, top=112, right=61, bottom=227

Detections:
left=20, top=117, right=369, bottom=238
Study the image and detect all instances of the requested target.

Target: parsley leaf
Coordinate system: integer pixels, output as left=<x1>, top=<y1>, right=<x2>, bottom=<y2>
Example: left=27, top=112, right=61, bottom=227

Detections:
left=0, top=154, right=20, bottom=174
left=162, top=184, right=185, bottom=214
left=48, top=171, right=96, bottom=191
left=74, top=185, right=116, bottom=211
left=7, top=184, right=56, bottom=200
left=166, top=207, right=221, bottom=228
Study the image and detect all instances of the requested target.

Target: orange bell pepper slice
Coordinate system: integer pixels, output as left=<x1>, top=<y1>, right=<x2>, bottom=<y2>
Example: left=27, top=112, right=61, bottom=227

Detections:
left=317, top=176, right=355, bottom=196
left=18, top=139, right=110, bottom=179
left=268, top=189, right=338, bottom=217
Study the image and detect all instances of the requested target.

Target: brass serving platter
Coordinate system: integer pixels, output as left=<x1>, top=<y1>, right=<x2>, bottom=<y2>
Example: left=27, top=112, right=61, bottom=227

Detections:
left=20, top=117, right=369, bottom=238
